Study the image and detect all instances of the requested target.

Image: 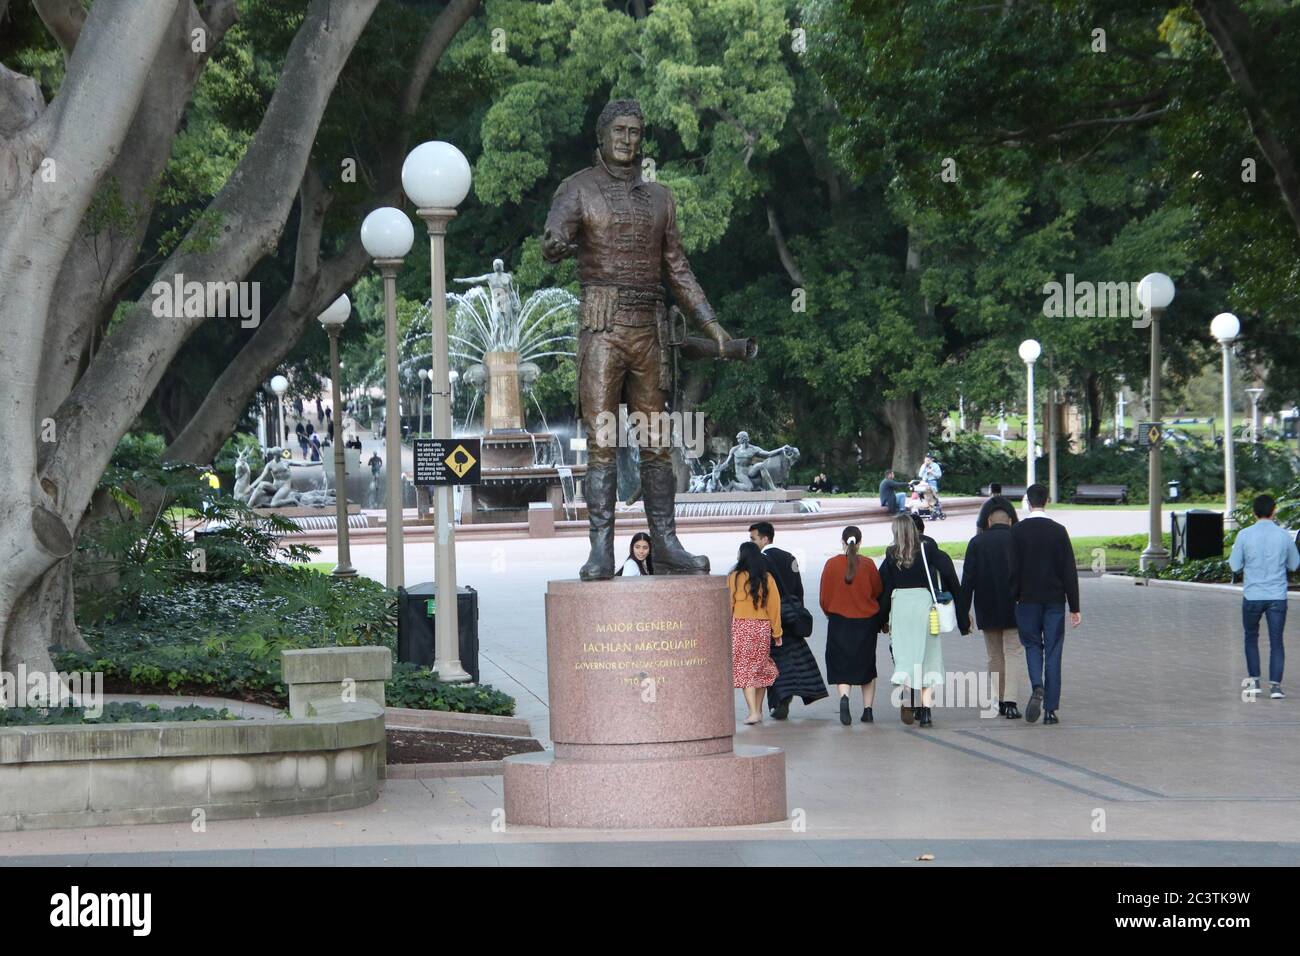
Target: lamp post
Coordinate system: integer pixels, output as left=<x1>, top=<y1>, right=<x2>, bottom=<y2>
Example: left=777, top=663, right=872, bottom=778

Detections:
left=361, top=206, right=416, bottom=589
left=1137, top=272, right=1175, bottom=570
left=404, top=140, right=473, bottom=683
left=418, top=368, right=428, bottom=438
left=1212, top=312, right=1241, bottom=528
left=448, top=369, right=458, bottom=428
left=1019, top=339, right=1041, bottom=489
left=318, top=294, right=356, bottom=577
left=1246, top=386, right=1264, bottom=444
left=1115, top=380, right=1126, bottom=443
left=270, top=375, right=289, bottom=450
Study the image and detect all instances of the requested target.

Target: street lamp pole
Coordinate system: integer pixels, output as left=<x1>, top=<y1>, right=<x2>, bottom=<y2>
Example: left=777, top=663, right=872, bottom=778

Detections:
left=1213, top=313, right=1242, bottom=529
left=361, top=207, right=416, bottom=590
left=271, top=375, right=289, bottom=451
left=319, top=294, right=356, bottom=577
left=418, top=368, right=428, bottom=438
left=1246, top=387, right=1264, bottom=444
left=405, top=140, right=473, bottom=683
left=1137, top=272, right=1175, bottom=571
left=1019, top=339, right=1041, bottom=489
left=1047, top=356, right=1058, bottom=503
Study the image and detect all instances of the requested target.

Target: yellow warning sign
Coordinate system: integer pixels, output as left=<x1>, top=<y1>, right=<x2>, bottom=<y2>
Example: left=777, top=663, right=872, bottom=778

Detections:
left=447, top=444, right=477, bottom=478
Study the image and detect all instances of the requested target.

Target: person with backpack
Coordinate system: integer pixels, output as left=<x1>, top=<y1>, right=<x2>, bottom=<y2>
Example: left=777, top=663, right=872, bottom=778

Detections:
left=749, top=522, right=828, bottom=720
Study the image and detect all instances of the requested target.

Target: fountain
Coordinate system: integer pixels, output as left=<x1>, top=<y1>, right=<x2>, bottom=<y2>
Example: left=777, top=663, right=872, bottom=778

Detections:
left=405, top=263, right=584, bottom=523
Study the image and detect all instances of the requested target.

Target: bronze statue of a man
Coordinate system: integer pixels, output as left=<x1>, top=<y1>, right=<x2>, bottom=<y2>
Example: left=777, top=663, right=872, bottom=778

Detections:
left=543, top=99, right=735, bottom=580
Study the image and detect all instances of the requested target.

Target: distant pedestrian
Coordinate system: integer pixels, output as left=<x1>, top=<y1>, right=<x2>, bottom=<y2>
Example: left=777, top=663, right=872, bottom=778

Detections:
left=617, top=532, right=654, bottom=576
left=368, top=452, right=382, bottom=478
left=749, top=521, right=827, bottom=720
left=1009, top=483, right=1081, bottom=725
left=309, top=434, right=321, bottom=462
left=316, top=397, right=324, bottom=423
left=879, top=514, right=964, bottom=727
left=880, top=469, right=909, bottom=514
left=959, top=496, right=1024, bottom=718
left=1229, top=494, right=1299, bottom=699
left=328, top=421, right=335, bottom=442
left=728, top=542, right=782, bottom=725
left=819, top=525, right=883, bottom=725
left=918, top=454, right=942, bottom=494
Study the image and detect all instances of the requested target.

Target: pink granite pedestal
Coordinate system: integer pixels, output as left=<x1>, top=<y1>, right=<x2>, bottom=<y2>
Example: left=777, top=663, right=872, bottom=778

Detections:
left=503, top=575, right=787, bottom=828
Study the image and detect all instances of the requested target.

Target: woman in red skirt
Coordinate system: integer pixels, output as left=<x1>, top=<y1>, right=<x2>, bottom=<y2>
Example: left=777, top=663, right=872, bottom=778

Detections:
left=728, top=542, right=783, bottom=724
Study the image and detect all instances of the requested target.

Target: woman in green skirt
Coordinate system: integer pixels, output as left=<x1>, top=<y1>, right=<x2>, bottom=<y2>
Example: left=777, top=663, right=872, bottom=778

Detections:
left=878, top=514, right=964, bottom=726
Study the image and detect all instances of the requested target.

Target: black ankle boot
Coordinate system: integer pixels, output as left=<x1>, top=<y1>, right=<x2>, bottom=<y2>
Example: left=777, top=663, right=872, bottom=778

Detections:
left=918, top=706, right=933, bottom=728
left=578, top=464, right=617, bottom=580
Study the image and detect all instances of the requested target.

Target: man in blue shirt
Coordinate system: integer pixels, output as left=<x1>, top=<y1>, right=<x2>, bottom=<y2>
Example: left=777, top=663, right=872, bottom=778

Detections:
left=1228, top=494, right=1299, bottom=699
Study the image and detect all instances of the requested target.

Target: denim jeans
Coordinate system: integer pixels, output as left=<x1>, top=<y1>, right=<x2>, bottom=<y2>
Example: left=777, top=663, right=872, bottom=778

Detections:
left=1242, top=599, right=1286, bottom=684
left=895, top=492, right=907, bottom=511
left=1016, top=602, right=1066, bottom=711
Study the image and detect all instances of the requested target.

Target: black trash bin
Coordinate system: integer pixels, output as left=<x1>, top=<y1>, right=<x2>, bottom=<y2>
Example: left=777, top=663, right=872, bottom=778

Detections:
left=397, top=583, right=479, bottom=683
left=1172, top=510, right=1225, bottom=562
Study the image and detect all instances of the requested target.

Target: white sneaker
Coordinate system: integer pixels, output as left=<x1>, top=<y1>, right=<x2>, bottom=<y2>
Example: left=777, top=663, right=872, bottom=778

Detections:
left=1242, top=678, right=1262, bottom=697
left=1271, top=684, right=1285, bottom=699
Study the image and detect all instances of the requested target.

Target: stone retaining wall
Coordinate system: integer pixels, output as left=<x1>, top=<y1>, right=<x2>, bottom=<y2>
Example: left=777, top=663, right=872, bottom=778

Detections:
left=0, top=648, right=390, bottom=831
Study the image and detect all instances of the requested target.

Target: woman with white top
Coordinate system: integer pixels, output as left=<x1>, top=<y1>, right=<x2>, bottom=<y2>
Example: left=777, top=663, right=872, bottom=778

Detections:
left=617, top=532, right=654, bottom=576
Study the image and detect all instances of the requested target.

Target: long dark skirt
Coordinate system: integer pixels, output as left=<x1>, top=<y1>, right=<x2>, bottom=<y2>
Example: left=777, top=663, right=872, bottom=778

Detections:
left=769, top=636, right=829, bottom=706
left=825, top=613, right=879, bottom=685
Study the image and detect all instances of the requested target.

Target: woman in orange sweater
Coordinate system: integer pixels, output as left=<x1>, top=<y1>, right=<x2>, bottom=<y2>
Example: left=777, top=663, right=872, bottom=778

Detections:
left=728, top=541, right=783, bottom=724
left=820, top=525, right=884, bottom=725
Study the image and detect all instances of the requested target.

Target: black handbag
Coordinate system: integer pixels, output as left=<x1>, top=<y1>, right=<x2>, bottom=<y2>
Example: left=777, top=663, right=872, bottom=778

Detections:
left=780, top=596, right=814, bottom=639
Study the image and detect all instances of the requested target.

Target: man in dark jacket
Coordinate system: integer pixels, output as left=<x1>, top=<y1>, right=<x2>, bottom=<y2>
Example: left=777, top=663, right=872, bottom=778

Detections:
left=1008, top=484, right=1081, bottom=725
left=959, top=496, right=1023, bottom=718
left=749, top=521, right=828, bottom=719
left=880, top=469, right=909, bottom=513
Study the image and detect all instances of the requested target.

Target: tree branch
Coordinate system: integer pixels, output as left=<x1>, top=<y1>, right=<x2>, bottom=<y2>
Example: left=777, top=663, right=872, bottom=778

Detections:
left=45, top=0, right=382, bottom=525
left=766, top=203, right=804, bottom=287
left=34, top=0, right=87, bottom=61
left=38, top=1, right=238, bottom=423
left=1193, top=0, right=1300, bottom=241
left=164, top=0, right=481, bottom=465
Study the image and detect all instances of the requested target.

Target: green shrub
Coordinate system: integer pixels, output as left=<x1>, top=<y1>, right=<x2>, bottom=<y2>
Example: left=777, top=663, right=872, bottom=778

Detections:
left=0, top=701, right=234, bottom=726
left=387, top=663, right=516, bottom=715
left=926, top=434, right=1022, bottom=495
left=61, top=571, right=514, bottom=716
left=77, top=440, right=318, bottom=622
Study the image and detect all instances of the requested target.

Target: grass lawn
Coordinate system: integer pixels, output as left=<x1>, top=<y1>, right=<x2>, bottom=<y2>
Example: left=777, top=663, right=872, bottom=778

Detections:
left=863, top=533, right=1169, bottom=572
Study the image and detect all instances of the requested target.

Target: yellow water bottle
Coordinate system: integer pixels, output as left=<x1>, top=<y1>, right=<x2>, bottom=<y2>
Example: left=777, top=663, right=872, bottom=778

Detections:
left=928, top=606, right=940, bottom=636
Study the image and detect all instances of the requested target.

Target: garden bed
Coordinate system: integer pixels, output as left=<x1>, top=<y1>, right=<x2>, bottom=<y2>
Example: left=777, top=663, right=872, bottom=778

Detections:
left=386, top=728, right=544, bottom=764
left=66, top=572, right=514, bottom=718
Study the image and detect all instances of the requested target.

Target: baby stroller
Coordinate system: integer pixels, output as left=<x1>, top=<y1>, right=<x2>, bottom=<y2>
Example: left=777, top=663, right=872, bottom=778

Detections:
left=907, top=479, right=945, bottom=521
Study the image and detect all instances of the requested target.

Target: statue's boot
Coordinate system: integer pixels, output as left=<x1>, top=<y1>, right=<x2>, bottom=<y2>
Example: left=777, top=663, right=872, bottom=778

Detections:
left=579, top=463, right=617, bottom=580
left=642, top=462, right=709, bottom=574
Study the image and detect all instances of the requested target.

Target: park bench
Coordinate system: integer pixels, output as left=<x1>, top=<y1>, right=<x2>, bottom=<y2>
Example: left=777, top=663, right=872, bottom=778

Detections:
left=1072, top=483, right=1128, bottom=504
left=980, top=483, right=1026, bottom=498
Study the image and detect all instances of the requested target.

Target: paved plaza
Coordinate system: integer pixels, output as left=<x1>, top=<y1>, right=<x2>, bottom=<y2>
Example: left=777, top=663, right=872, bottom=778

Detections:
left=3, top=508, right=1297, bottom=866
